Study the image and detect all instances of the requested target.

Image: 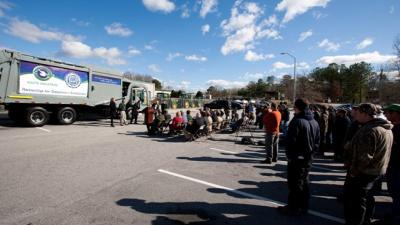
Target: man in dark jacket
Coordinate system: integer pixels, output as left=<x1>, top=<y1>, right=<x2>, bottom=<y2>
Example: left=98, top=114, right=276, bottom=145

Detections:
left=383, top=104, right=400, bottom=225
left=344, top=103, right=393, bottom=225
left=333, top=109, right=351, bottom=161
left=109, top=97, right=117, bottom=127
left=278, top=98, right=320, bottom=215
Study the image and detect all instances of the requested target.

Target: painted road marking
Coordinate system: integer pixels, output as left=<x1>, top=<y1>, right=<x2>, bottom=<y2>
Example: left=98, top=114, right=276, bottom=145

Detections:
left=158, top=169, right=345, bottom=224
left=36, top=127, right=51, bottom=132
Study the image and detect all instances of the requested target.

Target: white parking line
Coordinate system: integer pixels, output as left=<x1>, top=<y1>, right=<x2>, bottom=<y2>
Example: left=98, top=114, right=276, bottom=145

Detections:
left=209, top=147, right=344, bottom=172
left=158, top=169, right=345, bottom=224
left=36, top=127, right=51, bottom=132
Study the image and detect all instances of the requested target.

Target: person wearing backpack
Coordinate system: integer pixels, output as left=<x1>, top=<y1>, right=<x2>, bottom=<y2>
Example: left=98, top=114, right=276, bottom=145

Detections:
left=278, top=98, right=320, bottom=216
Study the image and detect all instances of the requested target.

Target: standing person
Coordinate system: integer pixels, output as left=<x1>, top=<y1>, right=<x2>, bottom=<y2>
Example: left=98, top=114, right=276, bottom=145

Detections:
left=262, top=103, right=281, bottom=164
left=327, top=106, right=336, bottom=151
left=278, top=99, right=320, bottom=215
left=109, top=97, right=117, bottom=127
left=118, top=98, right=127, bottom=126
left=130, top=100, right=140, bottom=124
left=333, top=109, right=351, bottom=162
left=143, top=103, right=155, bottom=133
left=318, top=105, right=329, bottom=154
left=343, top=103, right=393, bottom=225
left=281, top=104, right=290, bottom=137
left=383, top=104, right=400, bottom=225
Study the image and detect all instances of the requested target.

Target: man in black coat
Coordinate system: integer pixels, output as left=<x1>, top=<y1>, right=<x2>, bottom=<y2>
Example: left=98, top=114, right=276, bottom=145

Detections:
left=278, top=98, right=320, bottom=216
left=109, top=97, right=117, bottom=127
left=333, top=109, right=351, bottom=161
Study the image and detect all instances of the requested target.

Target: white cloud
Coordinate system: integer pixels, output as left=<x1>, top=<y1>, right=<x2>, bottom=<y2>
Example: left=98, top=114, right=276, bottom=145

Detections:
left=181, top=4, right=190, bottom=18
left=312, top=11, right=327, bottom=20
left=166, top=52, right=182, bottom=61
left=0, top=2, right=12, bottom=17
left=144, top=44, right=155, bottom=51
left=260, top=14, right=278, bottom=27
left=200, top=0, right=218, bottom=18
left=273, top=61, right=292, bottom=70
left=298, top=30, right=313, bottom=42
left=6, top=18, right=81, bottom=43
left=148, top=64, right=161, bottom=73
left=185, top=54, right=207, bottom=62
left=244, top=50, right=274, bottom=61
left=128, top=47, right=141, bottom=56
left=272, top=61, right=310, bottom=70
left=276, top=0, right=330, bottom=23
left=240, top=72, right=265, bottom=80
left=318, top=38, right=340, bottom=52
left=206, top=79, right=247, bottom=89
left=316, top=51, right=397, bottom=65
left=389, top=5, right=395, bottom=14
left=220, top=1, right=281, bottom=55
left=105, top=23, right=133, bottom=37
left=356, top=38, right=373, bottom=50
left=201, top=24, right=210, bottom=35
left=178, top=80, right=191, bottom=89
left=60, top=41, right=126, bottom=65
left=71, top=18, right=90, bottom=27
left=142, top=0, right=175, bottom=13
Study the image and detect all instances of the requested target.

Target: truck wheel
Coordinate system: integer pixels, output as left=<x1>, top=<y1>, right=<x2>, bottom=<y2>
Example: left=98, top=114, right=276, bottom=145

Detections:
left=57, top=107, right=76, bottom=125
left=25, top=107, right=49, bottom=127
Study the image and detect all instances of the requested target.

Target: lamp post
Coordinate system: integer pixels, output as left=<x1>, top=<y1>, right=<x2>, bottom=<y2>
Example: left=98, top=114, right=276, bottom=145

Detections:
left=280, top=52, right=296, bottom=104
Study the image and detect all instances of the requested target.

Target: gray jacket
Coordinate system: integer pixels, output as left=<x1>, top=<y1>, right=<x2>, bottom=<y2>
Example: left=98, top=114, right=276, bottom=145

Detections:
left=349, top=118, right=393, bottom=176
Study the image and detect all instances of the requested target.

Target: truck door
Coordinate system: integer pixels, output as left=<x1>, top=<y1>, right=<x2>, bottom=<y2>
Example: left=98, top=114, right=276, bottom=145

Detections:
left=131, top=88, right=148, bottom=110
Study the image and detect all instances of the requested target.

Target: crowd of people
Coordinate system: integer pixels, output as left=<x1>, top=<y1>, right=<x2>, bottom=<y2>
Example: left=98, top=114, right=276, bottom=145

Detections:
left=109, top=97, right=399, bottom=225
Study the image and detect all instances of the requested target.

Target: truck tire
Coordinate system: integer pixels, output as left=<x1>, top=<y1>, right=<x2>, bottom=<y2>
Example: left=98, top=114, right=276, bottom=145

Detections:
left=57, top=107, right=76, bottom=125
left=25, top=107, right=49, bottom=127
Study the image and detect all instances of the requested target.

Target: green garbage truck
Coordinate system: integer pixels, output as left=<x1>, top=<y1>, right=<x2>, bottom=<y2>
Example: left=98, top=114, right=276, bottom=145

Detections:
left=0, top=49, right=155, bottom=126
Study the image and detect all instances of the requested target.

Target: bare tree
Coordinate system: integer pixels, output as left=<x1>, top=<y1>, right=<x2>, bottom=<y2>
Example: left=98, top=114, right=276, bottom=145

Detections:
left=394, top=35, right=400, bottom=75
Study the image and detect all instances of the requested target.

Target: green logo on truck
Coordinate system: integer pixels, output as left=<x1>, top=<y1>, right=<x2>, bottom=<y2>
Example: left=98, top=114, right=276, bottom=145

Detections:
left=33, top=66, right=53, bottom=81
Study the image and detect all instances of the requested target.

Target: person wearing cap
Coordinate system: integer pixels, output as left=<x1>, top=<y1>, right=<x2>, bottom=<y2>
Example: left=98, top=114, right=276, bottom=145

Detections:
left=343, top=103, right=393, bottom=225
left=383, top=104, right=400, bottom=225
left=278, top=99, right=320, bottom=216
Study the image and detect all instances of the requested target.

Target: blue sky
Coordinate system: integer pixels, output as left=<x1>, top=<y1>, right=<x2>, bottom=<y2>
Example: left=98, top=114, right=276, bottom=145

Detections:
left=0, top=0, right=399, bottom=91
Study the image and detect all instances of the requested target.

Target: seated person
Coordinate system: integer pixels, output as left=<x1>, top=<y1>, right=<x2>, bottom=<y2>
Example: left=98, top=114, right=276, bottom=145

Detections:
left=186, top=112, right=207, bottom=135
left=149, top=110, right=165, bottom=135
left=216, top=111, right=224, bottom=130
left=169, top=111, right=184, bottom=134
left=231, top=109, right=239, bottom=122
left=186, top=110, right=193, bottom=123
left=230, top=113, right=249, bottom=132
left=206, top=112, right=213, bottom=133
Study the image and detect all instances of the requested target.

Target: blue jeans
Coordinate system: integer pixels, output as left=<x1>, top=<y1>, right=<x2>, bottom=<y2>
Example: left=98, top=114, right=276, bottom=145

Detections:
left=281, top=121, right=288, bottom=137
left=265, top=132, right=279, bottom=161
left=387, top=168, right=400, bottom=225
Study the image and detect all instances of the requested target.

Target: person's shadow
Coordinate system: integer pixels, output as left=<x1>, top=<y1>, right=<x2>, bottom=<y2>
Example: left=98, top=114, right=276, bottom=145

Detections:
left=116, top=198, right=339, bottom=225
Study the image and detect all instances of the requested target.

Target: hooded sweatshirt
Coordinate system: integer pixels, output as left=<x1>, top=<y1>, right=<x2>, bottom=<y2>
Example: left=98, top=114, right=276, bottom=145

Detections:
left=350, top=118, right=393, bottom=176
left=286, top=108, right=320, bottom=160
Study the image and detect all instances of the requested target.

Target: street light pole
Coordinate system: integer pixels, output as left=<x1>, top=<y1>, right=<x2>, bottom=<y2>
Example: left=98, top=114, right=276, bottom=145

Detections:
left=280, top=52, right=296, bottom=104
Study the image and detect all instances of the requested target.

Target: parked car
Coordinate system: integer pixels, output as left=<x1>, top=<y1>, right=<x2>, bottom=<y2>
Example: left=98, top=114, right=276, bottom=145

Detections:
left=204, top=100, right=243, bottom=110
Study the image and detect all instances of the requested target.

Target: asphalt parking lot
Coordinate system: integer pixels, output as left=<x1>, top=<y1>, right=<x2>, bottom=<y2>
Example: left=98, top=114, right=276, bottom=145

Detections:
left=0, top=112, right=392, bottom=225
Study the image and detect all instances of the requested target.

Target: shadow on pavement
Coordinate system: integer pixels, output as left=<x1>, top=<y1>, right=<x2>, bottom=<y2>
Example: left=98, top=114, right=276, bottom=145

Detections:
left=115, top=198, right=336, bottom=225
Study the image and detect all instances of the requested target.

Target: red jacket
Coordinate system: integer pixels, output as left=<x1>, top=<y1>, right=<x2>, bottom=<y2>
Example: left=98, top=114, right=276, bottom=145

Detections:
left=263, top=110, right=281, bottom=134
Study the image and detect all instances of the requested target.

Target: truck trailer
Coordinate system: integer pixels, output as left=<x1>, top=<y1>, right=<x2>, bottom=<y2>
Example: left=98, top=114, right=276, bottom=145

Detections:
left=0, top=49, right=155, bottom=126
